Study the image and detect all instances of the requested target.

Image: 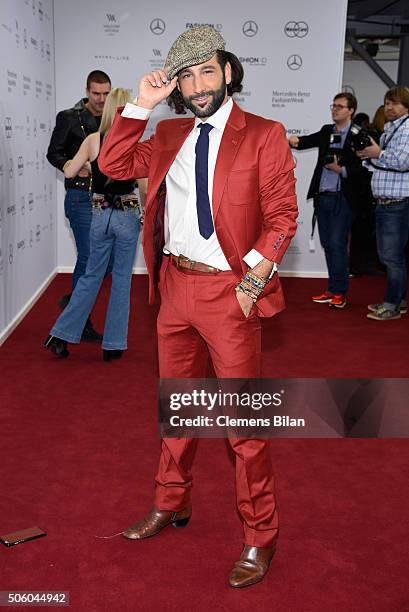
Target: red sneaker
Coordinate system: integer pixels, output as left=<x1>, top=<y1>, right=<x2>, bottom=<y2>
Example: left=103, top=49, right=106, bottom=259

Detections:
left=312, top=291, right=333, bottom=303
left=329, top=294, right=346, bottom=308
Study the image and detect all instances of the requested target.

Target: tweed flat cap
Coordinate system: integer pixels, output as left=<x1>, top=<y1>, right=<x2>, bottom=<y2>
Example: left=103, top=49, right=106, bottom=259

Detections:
left=165, top=26, right=226, bottom=79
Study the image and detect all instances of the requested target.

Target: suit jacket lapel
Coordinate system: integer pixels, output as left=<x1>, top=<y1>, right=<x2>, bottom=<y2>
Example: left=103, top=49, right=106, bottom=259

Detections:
left=212, top=103, right=246, bottom=220
left=148, top=118, right=194, bottom=206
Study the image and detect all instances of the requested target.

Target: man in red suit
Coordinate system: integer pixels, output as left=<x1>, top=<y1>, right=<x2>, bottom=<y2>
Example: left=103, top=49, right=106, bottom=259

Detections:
left=99, top=26, right=297, bottom=588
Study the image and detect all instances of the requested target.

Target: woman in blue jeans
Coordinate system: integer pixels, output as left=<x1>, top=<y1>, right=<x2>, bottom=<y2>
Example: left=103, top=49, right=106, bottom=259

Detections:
left=45, top=88, right=147, bottom=361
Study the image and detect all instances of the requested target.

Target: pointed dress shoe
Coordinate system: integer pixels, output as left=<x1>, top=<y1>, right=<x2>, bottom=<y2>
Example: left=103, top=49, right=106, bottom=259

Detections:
left=122, top=506, right=191, bottom=540
left=44, top=335, right=69, bottom=358
left=229, top=544, right=276, bottom=588
left=103, top=349, right=123, bottom=362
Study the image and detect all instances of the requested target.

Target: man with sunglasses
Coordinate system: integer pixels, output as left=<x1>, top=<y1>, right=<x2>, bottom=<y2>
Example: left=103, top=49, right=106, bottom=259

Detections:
left=289, top=93, right=371, bottom=308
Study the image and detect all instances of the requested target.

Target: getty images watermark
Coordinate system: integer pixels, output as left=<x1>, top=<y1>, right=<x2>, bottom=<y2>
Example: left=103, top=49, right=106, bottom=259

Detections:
left=159, top=379, right=409, bottom=438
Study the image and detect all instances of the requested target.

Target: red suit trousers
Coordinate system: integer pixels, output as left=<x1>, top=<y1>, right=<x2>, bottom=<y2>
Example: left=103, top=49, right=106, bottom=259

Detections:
left=155, top=258, right=278, bottom=547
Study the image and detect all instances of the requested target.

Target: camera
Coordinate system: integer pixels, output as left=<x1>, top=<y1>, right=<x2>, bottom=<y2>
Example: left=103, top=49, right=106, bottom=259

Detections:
left=350, top=124, right=372, bottom=151
left=323, top=133, right=342, bottom=164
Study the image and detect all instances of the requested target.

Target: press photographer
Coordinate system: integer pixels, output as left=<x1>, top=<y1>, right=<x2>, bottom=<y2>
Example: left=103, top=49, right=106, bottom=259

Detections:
left=356, top=86, right=409, bottom=321
left=289, top=92, right=372, bottom=308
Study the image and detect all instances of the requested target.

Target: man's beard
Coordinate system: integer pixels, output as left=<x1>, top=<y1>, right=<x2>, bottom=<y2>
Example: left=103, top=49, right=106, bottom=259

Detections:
left=182, top=74, right=227, bottom=118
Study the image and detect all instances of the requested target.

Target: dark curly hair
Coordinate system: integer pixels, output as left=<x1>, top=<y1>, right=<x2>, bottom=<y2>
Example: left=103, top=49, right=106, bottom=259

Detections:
left=167, top=50, right=244, bottom=115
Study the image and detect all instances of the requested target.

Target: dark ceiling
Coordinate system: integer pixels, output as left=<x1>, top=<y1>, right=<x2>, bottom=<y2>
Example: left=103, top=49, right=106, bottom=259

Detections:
left=347, top=0, right=409, bottom=37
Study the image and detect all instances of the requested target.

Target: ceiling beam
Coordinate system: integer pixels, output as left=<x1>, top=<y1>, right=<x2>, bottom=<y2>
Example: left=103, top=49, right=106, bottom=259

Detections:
left=346, top=31, right=396, bottom=87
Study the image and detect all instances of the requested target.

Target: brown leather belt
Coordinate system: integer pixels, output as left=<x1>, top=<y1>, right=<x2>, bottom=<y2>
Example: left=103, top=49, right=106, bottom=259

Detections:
left=170, top=254, right=222, bottom=274
left=374, top=197, right=408, bottom=205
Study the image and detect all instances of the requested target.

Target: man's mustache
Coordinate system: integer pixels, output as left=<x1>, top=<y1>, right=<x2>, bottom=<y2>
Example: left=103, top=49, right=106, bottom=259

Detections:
left=189, top=91, right=214, bottom=101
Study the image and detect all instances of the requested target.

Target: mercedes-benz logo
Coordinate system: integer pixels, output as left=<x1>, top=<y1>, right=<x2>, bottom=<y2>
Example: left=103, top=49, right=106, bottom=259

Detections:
left=150, top=18, right=165, bottom=35
left=242, top=21, right=258, bottom=37
left=342, top=85, right=356, bottom=95
left=287, top=54, right=303, bottom=70
left=284, top=21, right=309, bottom=38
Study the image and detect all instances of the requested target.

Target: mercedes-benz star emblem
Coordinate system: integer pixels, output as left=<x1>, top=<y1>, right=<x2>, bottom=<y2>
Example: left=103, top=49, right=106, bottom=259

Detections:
left=242, top=21, right=258, bottom=37
left=287, top=54, right=303, bottom=70
left=284, top=21, right=309, bottom=38
left=150, top=18, right=165, bottom=35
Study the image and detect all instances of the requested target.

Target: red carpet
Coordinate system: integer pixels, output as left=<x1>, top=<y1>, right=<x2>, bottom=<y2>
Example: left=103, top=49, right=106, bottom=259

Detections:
left=1, top=274, right=408, bottom=611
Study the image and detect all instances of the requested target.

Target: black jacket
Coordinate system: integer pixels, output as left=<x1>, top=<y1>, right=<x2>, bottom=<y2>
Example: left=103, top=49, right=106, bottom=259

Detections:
left=47, top=98, right=100, bottom=190
left=297, top=124, right=372, bottom=207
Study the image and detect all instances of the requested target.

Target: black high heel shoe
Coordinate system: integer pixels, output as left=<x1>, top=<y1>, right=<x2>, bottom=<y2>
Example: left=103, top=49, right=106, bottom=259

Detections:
left=44, top=335, right=70, bottom=358
left=102, top=349, right=123, bottom=362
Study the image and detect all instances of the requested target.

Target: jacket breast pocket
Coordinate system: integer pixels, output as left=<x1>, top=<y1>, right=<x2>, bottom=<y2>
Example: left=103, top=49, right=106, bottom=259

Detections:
left=227, top=167, right=259, bottom=205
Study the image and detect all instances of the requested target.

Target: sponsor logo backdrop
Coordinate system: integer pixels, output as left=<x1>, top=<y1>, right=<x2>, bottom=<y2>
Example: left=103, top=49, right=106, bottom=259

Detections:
left=0, top=0, right=56, bottom=339
left=52, top=1, right=347, bottom=276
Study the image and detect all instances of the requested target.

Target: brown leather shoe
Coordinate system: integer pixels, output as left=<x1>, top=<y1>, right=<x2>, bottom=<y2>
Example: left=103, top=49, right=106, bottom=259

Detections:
left=229, top=544, right=276, bottom=588
left=122, top=506, right=191, bottom=540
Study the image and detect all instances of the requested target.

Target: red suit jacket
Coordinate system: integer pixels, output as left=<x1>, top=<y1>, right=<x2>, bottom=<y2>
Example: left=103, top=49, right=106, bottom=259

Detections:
left=99, top=101, right=298, bottom=317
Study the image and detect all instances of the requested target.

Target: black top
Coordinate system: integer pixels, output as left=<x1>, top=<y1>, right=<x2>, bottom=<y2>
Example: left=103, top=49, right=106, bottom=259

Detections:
left=91, top=134, right=135, bottom=195
left=47, top=98, right=102, bottom=190
left=297, top=124, right=373, bottom=207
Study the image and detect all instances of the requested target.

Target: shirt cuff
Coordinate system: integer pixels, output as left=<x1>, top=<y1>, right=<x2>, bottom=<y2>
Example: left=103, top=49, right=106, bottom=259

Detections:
left=121, top=102, right=152, bottom=120
left=341, top=166, right=347, bottom=178
left=243, top=249, right=277, bottom=278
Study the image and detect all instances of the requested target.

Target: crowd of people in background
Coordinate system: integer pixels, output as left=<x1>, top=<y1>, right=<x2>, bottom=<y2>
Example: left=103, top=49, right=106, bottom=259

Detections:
left=289, top=86, right=409, bottom=321
left=43, top=67, right=409, bottom=366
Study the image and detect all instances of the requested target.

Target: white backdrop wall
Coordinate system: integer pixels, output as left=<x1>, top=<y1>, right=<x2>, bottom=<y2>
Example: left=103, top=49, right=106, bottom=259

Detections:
left=0, top=0, right=56, bottom=342
left=54, top=0, right=348, bottom=276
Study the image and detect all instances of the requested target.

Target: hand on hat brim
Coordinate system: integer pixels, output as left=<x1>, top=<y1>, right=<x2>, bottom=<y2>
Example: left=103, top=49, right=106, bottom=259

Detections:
left=137, top=71, right=178, bottom=110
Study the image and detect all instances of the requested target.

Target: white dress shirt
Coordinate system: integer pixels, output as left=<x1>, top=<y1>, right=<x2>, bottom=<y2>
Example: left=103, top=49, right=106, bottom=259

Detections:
left=122, top=99, right=270, bottom=271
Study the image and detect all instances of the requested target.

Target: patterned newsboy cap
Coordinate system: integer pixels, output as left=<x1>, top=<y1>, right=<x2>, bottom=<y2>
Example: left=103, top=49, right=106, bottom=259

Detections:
left=165, top=26, right=226, bottom=79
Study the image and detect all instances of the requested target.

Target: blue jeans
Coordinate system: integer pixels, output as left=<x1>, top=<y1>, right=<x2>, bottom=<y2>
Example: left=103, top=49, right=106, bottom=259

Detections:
left=375, top=199, right=409, bottom=309
left=64, top=189, right=93, bottom=290
left=52, top=207, right=140, bottom=350
left=316, top=192, right=354, bottom=295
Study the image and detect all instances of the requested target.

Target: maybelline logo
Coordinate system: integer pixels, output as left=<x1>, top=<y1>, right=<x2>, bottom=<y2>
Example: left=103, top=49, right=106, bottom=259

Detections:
left=150, top=18, right=166, bottom=35
left=284, top=21, right=309, bottom=38
left=4, top=117, right=12, bottom=138
left=242, top=21, right=258, bottom=37
left=106, top=13, right=116, bottom=22
left=287, top=54, right=303, bottom=70
left=17, top=239, right=25, bottom=251
left=239, top=57, right=267, bottom=66
left=186, top=23, right=222, bottom=31
left=18, top=156, right=24, bottom=176
left=7, top=204, right=16, bottom=216
left=153, top=49, right=162, bottom=57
